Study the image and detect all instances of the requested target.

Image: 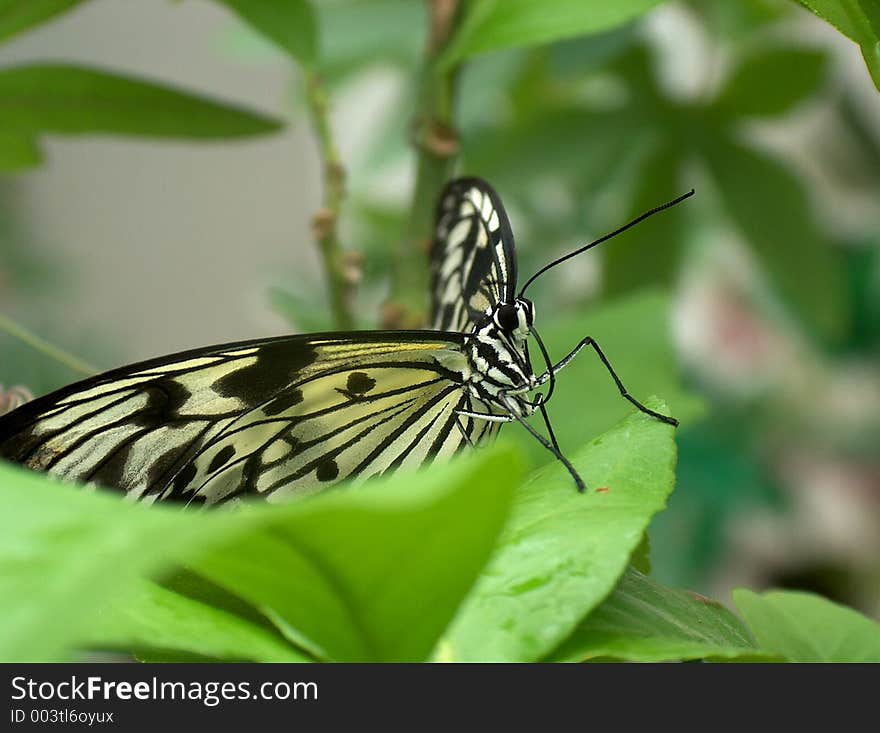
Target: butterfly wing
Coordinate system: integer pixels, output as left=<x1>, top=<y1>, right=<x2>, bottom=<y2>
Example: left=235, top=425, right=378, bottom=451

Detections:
left=0, top=331, right=489, bottom=505
left=430, top=177, right=518, bottom=332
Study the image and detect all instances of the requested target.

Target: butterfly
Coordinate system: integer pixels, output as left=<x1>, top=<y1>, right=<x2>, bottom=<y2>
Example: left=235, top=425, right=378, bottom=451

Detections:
left=0, top=178, right=691, bottom=505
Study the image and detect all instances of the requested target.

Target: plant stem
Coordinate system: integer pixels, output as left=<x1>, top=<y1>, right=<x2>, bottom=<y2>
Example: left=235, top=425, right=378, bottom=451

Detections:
left=304, top=69, right=356, bottom=331
left=382, top=0, right=462, bottom=328
left=0, top=313, right=97, bottom=376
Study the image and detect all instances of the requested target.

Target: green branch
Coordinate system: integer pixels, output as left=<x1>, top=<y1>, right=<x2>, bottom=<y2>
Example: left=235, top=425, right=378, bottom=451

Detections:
left=382, top=0, right=462, bottom=328
left=303, top=70, right=357, bottom=331
left=0, top=313, right=97, bottom=376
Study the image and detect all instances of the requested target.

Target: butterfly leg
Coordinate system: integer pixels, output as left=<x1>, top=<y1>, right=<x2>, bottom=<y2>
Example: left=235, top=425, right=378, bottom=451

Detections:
left=454, top=410, right=514, bottom=423
left=564, top=337, right=679, bottom=427
left=528, top=336, right=592, bottom=388
left=538, top=402, right=562, bottom=454
left=496, top=392, right=586, bottom=492
left=454, top=416, right=478, bottom=448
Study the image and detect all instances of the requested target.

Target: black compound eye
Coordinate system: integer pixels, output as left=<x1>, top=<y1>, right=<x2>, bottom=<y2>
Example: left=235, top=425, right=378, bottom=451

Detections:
left=496, top=304, right=519, bottom=331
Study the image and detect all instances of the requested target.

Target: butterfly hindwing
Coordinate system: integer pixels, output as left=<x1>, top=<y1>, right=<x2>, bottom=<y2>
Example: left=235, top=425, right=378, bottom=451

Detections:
left=0, top=332, right=477, bottom=504
left=430, top=177, right=518, bottom=332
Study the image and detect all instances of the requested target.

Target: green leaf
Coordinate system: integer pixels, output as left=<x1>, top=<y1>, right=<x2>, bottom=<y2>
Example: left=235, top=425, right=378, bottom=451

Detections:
left=0, top=64, right=283, bottom=138
left=0, top=461, right=215, bottom=662
left=85, top=579, right=308, bottom=663
left=0, top=1, right=88, bottom=44
left=713, top=47, right=829, bottom=118
left=0, top=132, right=42, bottom=170
left=604, top=143, right=686, bottom=296
left=0, top=446, right=518, bottom=662
left=440, top=0, right=665, bottom=66
left=214, top=0, right=317, bottom=66
left=550, top=568, right=762, bottom=662
left=794, top=1, right=880, bottom=91
left=702, top=137, right=845, bottom=339
left=446, top=398, right=677, bottom=662
left=795, top=1, right=863, bottom=41
left=734, top=588, right=880, bottom=662
left=187, top=449, right=520, bottom=662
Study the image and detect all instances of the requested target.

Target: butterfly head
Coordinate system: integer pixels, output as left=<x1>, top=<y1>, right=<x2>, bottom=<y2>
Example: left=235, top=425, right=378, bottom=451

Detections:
left=493, top=299, right=534, bottom=342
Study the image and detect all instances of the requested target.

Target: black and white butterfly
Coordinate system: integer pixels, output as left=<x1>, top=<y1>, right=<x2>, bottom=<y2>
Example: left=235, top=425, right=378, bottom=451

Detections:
left=0, top=178, right=690, bottom=504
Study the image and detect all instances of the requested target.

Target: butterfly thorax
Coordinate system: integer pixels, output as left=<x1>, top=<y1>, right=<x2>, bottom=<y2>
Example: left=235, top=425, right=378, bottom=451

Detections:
left=464, top=299, right=536, bottom=417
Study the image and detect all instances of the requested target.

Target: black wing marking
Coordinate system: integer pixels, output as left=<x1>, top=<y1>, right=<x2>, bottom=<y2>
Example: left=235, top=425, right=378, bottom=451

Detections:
left=0, top=331, right=479, bottom=505
left=430, top=177, right=517, bottom=332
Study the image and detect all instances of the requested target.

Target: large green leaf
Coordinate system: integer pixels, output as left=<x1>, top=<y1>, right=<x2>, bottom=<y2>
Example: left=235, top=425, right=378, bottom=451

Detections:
left=794, top=1, right=880, bottom=91
left=0, top=0, right=88, bottom=44
left=0, top=64, right=283, bottom=138
left=713, top=47, right=829, bottom=118
left=734, top=588, right=880, bottom=662
left=0, top=132, right=41, bottom=170
left=189, top=450, right=519, bottom=662
left=214, top=0, right=317, bottom=66
left=702, top=137, right=845, bottom=339
left=85, top=579, right=308, bottom=663
left=0, top=446, right=519, bottom=662
left=440, top=0, right=665, bottom=66
left=0, top=462, right=213, bottom=662
left=550, top=568, right=762, bottom=662
left=445, top=398, right=677, bottom=662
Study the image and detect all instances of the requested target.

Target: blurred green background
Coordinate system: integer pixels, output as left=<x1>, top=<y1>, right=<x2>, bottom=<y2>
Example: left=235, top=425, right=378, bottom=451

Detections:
left=1, top=0, right=879, bottom=619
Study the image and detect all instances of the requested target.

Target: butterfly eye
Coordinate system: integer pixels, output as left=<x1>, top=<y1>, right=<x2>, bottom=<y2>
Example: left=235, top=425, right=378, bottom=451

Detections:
left=496, top=304, right=519, bottom=331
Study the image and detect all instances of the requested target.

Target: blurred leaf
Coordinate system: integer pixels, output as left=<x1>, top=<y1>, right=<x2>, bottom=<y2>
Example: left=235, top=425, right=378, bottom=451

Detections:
left=713, top=47, right=829, bottom=118
left=838, top=92, right=880, bottom=180
left=189, top=449, right=519, bottom=662
left=0, top=0, right=87, bottom=44
left=344, top=199, right=405, bottom=282
left=604, top=142, right=686, bottom=296
left=440, top=0, right=665, bottom=66
left=85, top=579, right=308, bottom=663
left=268, top=286, right=335, bottom=332
left=844, top=244, right=880, bottom=352
left=692, top=0, right=793, bottom=41
left=464, top=107, right=641, bottom=189
left=446, top=398, right=677, bottom=662
left=734, top=588, right=880, bottom=662
left=548, top=24, right=638, bottom=77
left=0, top=133, right=41, bottom=170
left=214, top=0, right=317, bottom=66
left=0, top=64, right=283, bottom=138
left=317, top=0, right=424, bottom=80
left=794, top=1, right=880, bottom=91
left=702, top=137, right=845, bottom=339
left=550, top=568, right=762, bottom=662
left=649, top=414, right=783, bottom=589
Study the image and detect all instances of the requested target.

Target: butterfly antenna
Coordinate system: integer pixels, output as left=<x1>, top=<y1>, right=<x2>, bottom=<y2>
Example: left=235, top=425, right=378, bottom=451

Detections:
left=519, top=189, right=695, bottom=296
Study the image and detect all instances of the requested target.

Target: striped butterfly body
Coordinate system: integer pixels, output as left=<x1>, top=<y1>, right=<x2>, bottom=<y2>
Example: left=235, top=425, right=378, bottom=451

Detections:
left=0, top=178, right=688, bottom=504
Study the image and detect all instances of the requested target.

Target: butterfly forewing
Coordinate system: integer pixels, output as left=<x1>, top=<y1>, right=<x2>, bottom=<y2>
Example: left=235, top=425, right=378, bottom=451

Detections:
left=430, top=177, right=518, bottom=332
left=0, top=332, right=478, bottom=504
left=1, top=178, right=536, bottom=504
